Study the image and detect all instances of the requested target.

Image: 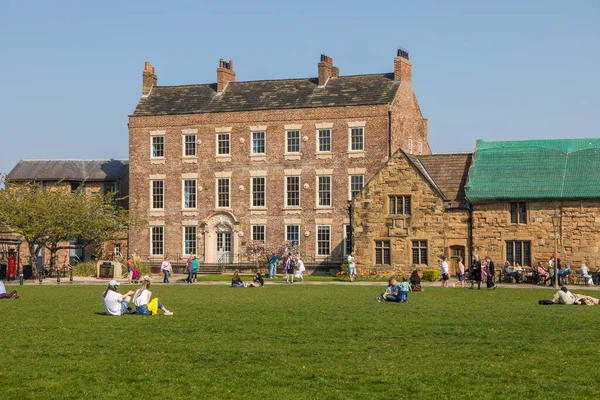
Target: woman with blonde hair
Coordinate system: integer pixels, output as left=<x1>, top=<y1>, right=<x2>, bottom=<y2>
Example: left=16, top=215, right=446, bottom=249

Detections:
left=133, top=277, right=173, bottom=315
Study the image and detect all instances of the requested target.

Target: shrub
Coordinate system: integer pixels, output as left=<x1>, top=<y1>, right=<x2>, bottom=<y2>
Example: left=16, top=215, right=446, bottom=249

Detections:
left=70, top=262, right=97, bottom=277
left=422, top=269, right=441, bottom=282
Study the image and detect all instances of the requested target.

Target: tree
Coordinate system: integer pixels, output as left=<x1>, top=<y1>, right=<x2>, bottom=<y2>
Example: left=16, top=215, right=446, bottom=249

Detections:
left=245, top=240, right=300, bottom=271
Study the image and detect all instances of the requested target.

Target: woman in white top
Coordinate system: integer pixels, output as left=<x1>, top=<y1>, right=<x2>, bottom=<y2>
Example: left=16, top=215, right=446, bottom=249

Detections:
left=295, top=257, right=306, bottom=282
left=133, top=277, right=173, bottom=315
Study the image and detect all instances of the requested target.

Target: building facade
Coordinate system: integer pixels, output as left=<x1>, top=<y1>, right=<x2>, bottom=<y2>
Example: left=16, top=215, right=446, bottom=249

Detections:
left=128, top=50, right=430, bottom=265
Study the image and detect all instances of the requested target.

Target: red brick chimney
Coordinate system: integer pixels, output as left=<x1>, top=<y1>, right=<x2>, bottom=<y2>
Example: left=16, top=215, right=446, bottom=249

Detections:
left=217, top=59, right=236, bottom=93
left=142, top=62, right=157, bottom=96
left=394, top=48, right=411, bottom=83
left=318, top=54, right=338, bottom=87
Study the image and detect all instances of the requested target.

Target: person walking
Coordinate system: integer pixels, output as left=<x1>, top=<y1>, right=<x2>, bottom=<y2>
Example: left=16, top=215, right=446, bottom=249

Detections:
left=185, top=255, right=194, bottom=283
left=453, top=257, right=465, bottom=288
left=127, top=257, right=133, bottom=284
left=486, top=256, right=497, bottom=289
left=470, top=255, right=482, bottom=290
left=269, top=254, right=280, bottom=279
left=161, top=257, right=172, bottom=283
left=441, top=256, right=450, bottom=287
left=192, top=255, right=199, bottom=283
left=285, top=253, right=295, bottom=283
left=347, top=252, right=356, bottom=283
left=295, top=256, right=305, bottom=282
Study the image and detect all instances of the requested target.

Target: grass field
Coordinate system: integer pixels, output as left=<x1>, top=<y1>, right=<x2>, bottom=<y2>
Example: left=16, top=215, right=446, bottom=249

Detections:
left=1, top=283, right=599, bottom=399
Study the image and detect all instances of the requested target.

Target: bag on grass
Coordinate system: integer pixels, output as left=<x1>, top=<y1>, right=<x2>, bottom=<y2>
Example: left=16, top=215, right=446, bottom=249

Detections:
left=538, top=300, right=554, bottom=305
left=147, top=298, right=159, bottom=315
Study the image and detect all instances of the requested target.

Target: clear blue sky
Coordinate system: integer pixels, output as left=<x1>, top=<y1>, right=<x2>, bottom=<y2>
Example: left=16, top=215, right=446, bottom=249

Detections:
left=1, top=0, right=598, bottom=175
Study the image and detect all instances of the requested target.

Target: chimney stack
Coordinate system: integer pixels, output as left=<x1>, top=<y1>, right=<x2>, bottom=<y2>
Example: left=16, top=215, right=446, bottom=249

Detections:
left=394, top=47, right=411, bottom=83
left=217, top=59, right=236, bottom=93
left=318, top=54, right=338, bottom=87
left=142, top=62, right=157, bottom=96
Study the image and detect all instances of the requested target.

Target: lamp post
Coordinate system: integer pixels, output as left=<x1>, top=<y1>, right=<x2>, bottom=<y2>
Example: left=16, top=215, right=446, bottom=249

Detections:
left=552, top=212, right=561, bottom=289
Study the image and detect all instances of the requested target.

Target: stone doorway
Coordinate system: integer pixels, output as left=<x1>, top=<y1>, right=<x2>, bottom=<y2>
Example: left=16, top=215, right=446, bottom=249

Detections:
left=202, top=212, right=238, bottom=263
left=450, top=245, right=465, bottom=275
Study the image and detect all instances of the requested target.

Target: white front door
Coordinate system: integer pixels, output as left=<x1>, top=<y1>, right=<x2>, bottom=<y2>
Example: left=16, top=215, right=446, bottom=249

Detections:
left=216, top=232, right=232, bottom=263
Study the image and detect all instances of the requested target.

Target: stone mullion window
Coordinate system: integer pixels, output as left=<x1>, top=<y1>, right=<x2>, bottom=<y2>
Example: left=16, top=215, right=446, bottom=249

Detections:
left=412, top=240, right=427, bottom=265
left=389, top=195, right=411, bottom=215
left=506, top=240, right=531, bottom=267
left=375, top=240, right=390, bottom=265
left=510, top=202, right=527, bottom=224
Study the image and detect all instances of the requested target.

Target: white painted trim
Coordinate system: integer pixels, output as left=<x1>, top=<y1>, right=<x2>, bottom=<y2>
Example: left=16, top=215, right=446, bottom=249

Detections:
left=250, top=125, right=268, bottom=131
left=346, top=167, right=366, bottom=174
left=215, top=171, right=233, bottom=178
left=284, top=169, right=302, bottom=176
left=284, top=124, right=302, bottom=130
left=250, top=131, right=266, bottom=155
left=347, top=121, right=366, bottom=128
left=182, top=178, right=198, bottom=210
left=249, top=170, right=268, bottom=177
left=315, top=169, right=334, bottom=175
left=181, top=128, right=198, bottom=134
left=215, top=127, right=232, bottom=133
left=182, top=173, right=199, bottom=179
left=149, top=130, right=166, bottom=136
left=315, top=122, right=333, bottom=129
left=149, top=174, right=166, bottom=180
left=215, top=132, right=231, bottom=156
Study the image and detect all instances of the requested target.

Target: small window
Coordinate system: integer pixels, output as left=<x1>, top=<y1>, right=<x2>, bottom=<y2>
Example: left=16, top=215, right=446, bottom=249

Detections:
left=252, top=132, right=265, bottom=154
left=317, top=176, right=332, bottom=207
left=104, top=181, right=118, bottom=195
left=216, top=178, right=230, bottom=208
left=151, top=226, right=164, bottom=256
left=184, top=135, right=197, bottom=157
left=71, top=182, right=86, bottom=194
left=252, top=225, right=266, bottom=243
left=286, top=176, right=300, bottom=207
left=506, top=241, right=531, bottom=267
left=286, top=130, right=301, bottom=153
left=217, top=133, right=230, bottom=155
left=418, top=142, right=423, bottom=155
left=389, top=195, right=411, bottom=215
left=349, top=175, right=364, bottom=200
left=350, top=127, right=364, bottom=151
left=412, top=240, right=427, bottom=265
left=318, top=129, right=331, bottom=152
left=183, top=179, right=197, bottom=209
left=183, top=226, right=197, bottom=255
left=375, top=240, right=390, bottom=265
left=407, top=139, right=413, bottom=154
left=151, top=180, right=164, bottom=210
left=152, top=136, right=165, bottom=158
left=252, top=177, right=266, bottom=208
left=510, top=202, right=527, bottom=224
left=286, top=225, right=300, bottom=246
left=316, top=225, right=331, bottom=256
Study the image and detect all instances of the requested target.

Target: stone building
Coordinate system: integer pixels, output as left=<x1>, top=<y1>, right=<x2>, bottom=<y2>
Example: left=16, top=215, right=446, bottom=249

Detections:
left=6, top=159, right=129, bottom=268
left=466, top=139, right=600, bottom=270
left=352, top=150, right=472, bottom=274
left=128, top=49, right=430, bottom=265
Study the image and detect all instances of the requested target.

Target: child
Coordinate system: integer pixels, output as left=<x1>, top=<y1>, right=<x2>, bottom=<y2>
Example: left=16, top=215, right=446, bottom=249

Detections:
left=399, top=280, right=410, bottom=302
left=294, top=257, right=305, bottom=282
left=192, top=255, right=199, bottom=282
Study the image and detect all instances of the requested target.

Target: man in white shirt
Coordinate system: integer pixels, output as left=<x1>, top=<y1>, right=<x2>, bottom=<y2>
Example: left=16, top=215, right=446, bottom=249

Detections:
left=441, top=256, right=450, bottom=287
left=102, top=280, right=134, bottom=316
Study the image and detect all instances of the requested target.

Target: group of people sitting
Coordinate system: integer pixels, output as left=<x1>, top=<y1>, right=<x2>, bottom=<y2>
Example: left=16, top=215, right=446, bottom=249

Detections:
left=376, top=270, right=423, bottom=303
left=231, top=271, right=264, bottom=288
left=102, top=276, right=173, bottom=316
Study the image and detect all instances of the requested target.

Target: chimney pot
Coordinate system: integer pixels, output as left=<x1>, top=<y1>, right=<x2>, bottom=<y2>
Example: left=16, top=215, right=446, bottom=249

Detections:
left=142, top=62, right=157, bottom=96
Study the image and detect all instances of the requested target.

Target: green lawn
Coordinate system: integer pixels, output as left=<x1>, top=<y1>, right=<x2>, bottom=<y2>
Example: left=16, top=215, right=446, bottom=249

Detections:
left=1, top=284, right=599, bottom=399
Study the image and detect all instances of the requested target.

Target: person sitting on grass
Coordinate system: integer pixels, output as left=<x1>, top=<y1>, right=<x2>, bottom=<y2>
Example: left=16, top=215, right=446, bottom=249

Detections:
left=231, top=270, right=244, bottom=288
left=102, top=280, right=133, bottom=315
left=0, top=279, right=19, bottom=299
left=245, top=272, right=264, bottom=288
left=410, top=269, right=422, bottom=292
left=377, top=278, right=401, bottom=303
left=133, top=277, right=173, bottom=315
left=549, top=286, right=600, bottom=305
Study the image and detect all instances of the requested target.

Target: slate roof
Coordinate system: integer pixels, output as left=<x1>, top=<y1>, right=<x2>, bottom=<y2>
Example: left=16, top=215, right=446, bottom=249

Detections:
left=132, top=73, right=400, bottom=116
left=466, top=139, right=600, bottom=203
left=7, top=159, right=129, bottom=182
left=417, top=153, right=473, bottom=206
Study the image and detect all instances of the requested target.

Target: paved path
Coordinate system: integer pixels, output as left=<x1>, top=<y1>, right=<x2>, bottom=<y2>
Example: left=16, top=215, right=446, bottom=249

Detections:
left=4, top=274, right=599, bottom=291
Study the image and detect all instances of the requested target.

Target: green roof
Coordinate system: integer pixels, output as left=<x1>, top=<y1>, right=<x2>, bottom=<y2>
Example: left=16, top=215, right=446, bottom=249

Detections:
left=466, top=139, right=600, bottom=204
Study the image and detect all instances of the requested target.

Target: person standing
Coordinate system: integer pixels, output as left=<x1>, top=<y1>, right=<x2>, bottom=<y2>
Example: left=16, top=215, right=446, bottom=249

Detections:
left=161, top=257, right=172, bottom=284
left=347, top=252, right=356, bottom=283
left=441, top=256, right=450, bottom=287
left=126, top=257, right=133, bottom=284
left=185, top=255, right=194, bottom=283
left=470, top=255, right=482, bottom=290
left=454, top=257, right=465, bottom=288
left=295, top=256, right=305, bottom=282
left=192, top=255, right=199, bottom=283
left=269, top=254, right=280, bottom=279
left=486, top=256, right=497, bottom=289
left=285, top=253, right=295, bottom=283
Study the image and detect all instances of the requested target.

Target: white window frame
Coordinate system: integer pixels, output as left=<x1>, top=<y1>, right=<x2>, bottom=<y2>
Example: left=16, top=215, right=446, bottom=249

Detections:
left=251, top=224, right=266, bottom=243
left=216, top=178, right=230, bottom=208
left=286, top=225, right=300, bottom=246
left=151, top=135, right=165, bottom=158
left=182, top=179, right=197, bottom=209
left=418, top=141, right=423, bottom=155
left=251, top=176, right=266, bottom=208
left=183, top=134, right=197, bottom=157
left=348, top=127, right=364, bottom=152
left=316, top=225, right=331, bottom=256
left=317, top=129, right=332, bottom=153
left=183, top=226, right=197, bottom=256
left=251, top=131, right=266, bottom=155
left=316, top=175, right=332, bottom=208
left=150, top=180, right=164, bottom=210
left=285, top=176, right=301, bottom=208
left=286, top=130, right=301, bottom=154
left=348, top=174, right=364, bottom=200
left=408, top=139, right=413, bottom=154
left=150, top=226, right=164, bottom=256
left=216, top=133, right=230, bottom=156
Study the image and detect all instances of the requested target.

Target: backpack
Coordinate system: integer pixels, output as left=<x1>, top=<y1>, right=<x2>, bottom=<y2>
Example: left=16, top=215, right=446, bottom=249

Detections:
left=131, top=268, right=140, bottom=280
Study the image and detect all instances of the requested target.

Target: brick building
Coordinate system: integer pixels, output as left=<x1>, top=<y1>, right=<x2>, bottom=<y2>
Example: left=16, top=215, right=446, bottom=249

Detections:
left=128, top=49, right=430, bottom=265
left=352, top=150, right=472, bottom=274
left=6, top=159, right=129, bottom=268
